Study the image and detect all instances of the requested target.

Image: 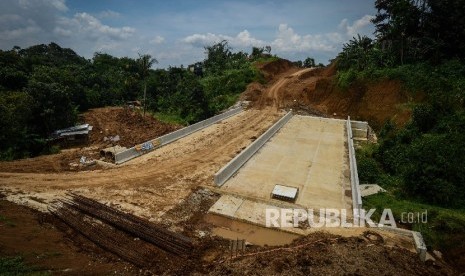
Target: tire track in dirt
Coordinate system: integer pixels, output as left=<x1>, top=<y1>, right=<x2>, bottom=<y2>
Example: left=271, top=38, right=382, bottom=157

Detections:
left=258, top=68, right=315, bottom=109
left=0, top=108, right=281, bottom=218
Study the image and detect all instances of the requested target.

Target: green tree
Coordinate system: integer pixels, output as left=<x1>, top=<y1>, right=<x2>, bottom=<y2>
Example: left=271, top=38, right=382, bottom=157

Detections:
left=25, top=66, right=78, bottom=133
left=337, top=35, right=374, bottom=70
left=203, top=40, right=231, bottom=75
left=372, top=0, right=465, bottom=64
left=0, top=91, right=33, bottom=159
left=137, top=54, right=158, bottom=116
left=303, top=57, right=315, bottom=68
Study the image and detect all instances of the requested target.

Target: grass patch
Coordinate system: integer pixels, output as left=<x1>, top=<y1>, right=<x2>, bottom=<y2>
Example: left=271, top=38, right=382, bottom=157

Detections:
left=48, top=145, right=60, bottom=155
left=0, top=256, right=49, bottom=276
left=0, top=215, right=16, bottom=227
left=252, top=56, right=280, bottom=64
left=152, top=112, right=188, bottom=126
left=356, top=141, right=465, bottom=253
left=363, top=192, right=465, bottom=251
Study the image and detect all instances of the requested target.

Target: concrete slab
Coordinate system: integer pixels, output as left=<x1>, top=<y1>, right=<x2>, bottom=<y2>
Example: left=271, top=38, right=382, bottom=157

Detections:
left=360, top=184, right=386, bottom=197
left=221, top=115, right=349, bottom=210
left=209, top=195, right=244, bottom=217
left=271, top=184, right=299, bottom=201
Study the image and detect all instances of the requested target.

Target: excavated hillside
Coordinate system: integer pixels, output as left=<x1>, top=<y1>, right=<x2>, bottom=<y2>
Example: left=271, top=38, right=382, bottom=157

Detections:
left=243, top=59, right=415, bottom=129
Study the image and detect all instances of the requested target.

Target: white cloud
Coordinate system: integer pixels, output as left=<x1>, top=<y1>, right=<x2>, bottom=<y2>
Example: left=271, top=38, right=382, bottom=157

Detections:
left=179, top=15, right=375, bottom=64
left=150, top=35, right=165, bottom=45
left=183, top=24, right=336, bottom=53
left=0, top=0, right=74, bottom=48
left=339, top=15, right=375, bottom=37
left=183, top=29, right=265, bottom=48
left=18, top=0, right=67, bottom=12
left=1, top=25, right=41, bottom=40
left=49, top=12, right=137, bottom=57
left=235, top=30, right=265, bottom=47
left=97, top=10, right=121, bottom=19
left=68, top=13, right=135, bottom=40
left=53, top=26, right=72, bottom=36
left=271, top=24, right=336, bottom=52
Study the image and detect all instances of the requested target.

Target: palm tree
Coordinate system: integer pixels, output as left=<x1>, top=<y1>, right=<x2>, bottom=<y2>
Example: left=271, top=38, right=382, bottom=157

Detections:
left=338, top=35, right=373, bottom=70
left=137, top=54, right=158, bottom=116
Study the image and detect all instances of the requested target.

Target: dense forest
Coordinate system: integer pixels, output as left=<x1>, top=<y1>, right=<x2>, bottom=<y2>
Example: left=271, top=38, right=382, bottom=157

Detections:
left=336, top=0, right=465, bottom=255
left=0, top=41, right=284, bottom=160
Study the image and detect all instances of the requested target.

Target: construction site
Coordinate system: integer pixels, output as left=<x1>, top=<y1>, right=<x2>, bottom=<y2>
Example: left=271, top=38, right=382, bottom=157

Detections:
left=0, top=60, right=456, bottom=275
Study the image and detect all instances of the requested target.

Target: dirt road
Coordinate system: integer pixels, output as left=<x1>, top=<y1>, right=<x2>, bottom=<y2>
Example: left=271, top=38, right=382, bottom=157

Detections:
left=257, top=67, right=314, bottom=109
left=0, top=109, right=281, bottom=219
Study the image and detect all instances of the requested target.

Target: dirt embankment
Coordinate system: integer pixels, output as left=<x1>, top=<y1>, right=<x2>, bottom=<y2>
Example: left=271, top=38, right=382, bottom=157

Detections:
left=0, top=196, right=455, bottom=275
left=0, top=107, right=181, bottom=173
left=206, top=231, right=454, bottom=276
left=82, top=107, right=180, bottom=148
left=243, top=59, right=416, bottom=129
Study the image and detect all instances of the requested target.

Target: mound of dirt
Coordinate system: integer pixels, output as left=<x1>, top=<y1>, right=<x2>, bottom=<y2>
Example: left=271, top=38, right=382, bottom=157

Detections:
left=82, top=107, right=181, bottom=148
left=255, top=59, right=297, bottom=81
left=0, top=147, right=102, bottom=173
left=205, top=232, right=455, bottom=276
left=0, top=107, right=181, bottom=173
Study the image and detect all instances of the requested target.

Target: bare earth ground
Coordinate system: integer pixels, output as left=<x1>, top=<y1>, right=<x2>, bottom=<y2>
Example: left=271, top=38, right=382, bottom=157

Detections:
left=0, top=108, right=281, bottom=219
left=0, top=107, right=181, bottom=173
left=0, top=60, right=460, bottom=274
left=244, top=61, right=417, bottom=129
left=0, top=193, right=454, bottom=275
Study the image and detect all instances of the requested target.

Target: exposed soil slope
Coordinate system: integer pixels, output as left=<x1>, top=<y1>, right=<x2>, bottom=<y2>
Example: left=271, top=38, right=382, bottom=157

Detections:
left=205, top=232, right=454, bottom=276
left=0, top=198, right=139, bottom=275
left=0, top=107, right=181, bottom=173
left=244, top=59, right=414, bottom=129
left=82, top=107, right=180, bottom=148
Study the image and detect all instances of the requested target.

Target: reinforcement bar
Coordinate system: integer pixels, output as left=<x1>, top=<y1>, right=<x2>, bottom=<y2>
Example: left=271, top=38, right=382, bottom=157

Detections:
left=214, top=111, right=293, bottom=186
left=115, top=106, right=244, bottom=164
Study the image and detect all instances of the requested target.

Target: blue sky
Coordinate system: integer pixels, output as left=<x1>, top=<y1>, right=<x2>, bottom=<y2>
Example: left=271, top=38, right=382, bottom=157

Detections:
left=0, top=0, right=377, bottom=68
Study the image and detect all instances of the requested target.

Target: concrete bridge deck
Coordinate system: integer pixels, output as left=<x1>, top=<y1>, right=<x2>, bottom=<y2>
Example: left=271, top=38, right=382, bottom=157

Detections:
left=219, top=115, right=351, bottom=211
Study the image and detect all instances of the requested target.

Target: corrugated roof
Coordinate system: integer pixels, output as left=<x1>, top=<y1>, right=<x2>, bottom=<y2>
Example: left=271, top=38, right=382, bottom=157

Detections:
left=59, top=130, right=90, bottom=136
left=51, top=124, right=93, bottom=138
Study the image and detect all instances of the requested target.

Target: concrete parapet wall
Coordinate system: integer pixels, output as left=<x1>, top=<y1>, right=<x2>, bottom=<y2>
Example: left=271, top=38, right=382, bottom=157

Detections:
left=214, top=111, right=293, bottom=186
left=114, top=106, right=244, bottom=164
left=412, top=231, right=427, bottom=261
left=351, top=121, right=368, bottom=131
left=351, top=121, right=368, bottom=139
left=352, top=128, right=368, bottom=139
left=347, top=116, right=363, bottom=212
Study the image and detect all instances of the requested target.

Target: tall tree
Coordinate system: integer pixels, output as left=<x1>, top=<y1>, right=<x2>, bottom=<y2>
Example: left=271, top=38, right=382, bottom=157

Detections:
left=303, top=57, right=316, bottom=68
left=137, top=54, right=158, bottom=116
left=372, top=0, right=465, bottom=63
left=203, top=40, right=231, bottom=75
left=337, top=35, right=374, bottom=70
